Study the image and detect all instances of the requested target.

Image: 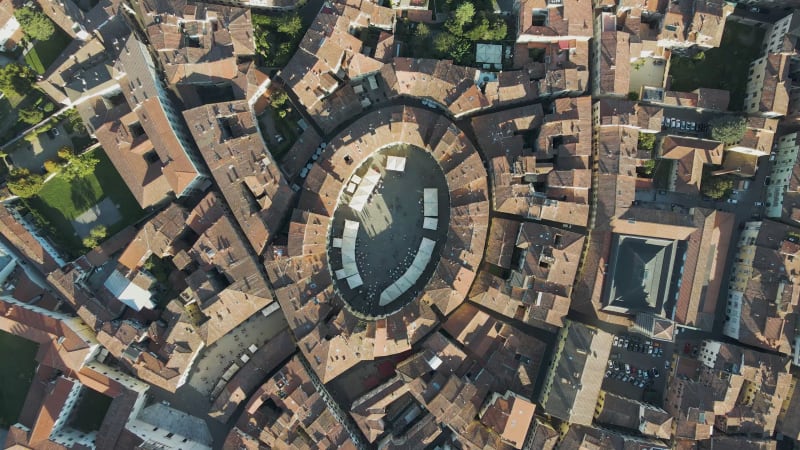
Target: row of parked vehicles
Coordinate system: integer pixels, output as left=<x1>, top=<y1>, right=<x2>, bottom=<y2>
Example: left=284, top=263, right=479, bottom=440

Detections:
left=613, top=335, right=664, bottom=357
left=662, top=117, right=707, bottom=133
left=605, top=361, right=660, bottom=388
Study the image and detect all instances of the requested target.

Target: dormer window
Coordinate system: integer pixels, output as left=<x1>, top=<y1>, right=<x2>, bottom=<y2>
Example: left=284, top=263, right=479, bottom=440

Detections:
left=532, top=9, right=548, bottom=27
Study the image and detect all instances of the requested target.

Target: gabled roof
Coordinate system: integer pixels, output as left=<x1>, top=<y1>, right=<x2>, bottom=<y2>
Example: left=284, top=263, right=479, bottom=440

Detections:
left=660, top=135, right=723, bottom=194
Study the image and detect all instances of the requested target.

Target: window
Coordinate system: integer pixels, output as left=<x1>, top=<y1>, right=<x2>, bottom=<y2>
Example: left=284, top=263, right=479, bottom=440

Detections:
left=532, top=9, right=548, bottom=26
left=129, top=122, right=145, bottom=138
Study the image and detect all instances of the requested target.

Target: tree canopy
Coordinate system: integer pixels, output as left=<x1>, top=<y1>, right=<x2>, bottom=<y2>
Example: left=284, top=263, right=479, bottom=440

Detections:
left=277, top=15, right=303, bottom=37
left=57, top=147, right=100, bottom=182
left=434, top=33, right=471, bottom=63
left=14, top=7, right=55, bottom=41
left=7, top=168, right=44, bottom=198
left=450, top=2, right=476, bottom=31
left=82, top=225, right=107, bottom=249
left=253, top=12, right=305, bottom=67
left=0, top=63, right=35, bottom=98
left=464, top=17, right=506, bottom=41
left=639, top=159, right=656, bottom=177
left=709, top=115, right=746, bottom=145
left=18, top=107, right=44, bottom=125
left=638, top=133, right=656, bottom=151
left=430, top=2, right=507, bottom=64
left=58, top=109, right=85, bottom=134
left=701, top=174, right=734, bottom=199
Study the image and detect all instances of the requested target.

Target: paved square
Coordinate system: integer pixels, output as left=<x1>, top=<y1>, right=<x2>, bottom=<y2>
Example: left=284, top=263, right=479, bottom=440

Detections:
left=71, top=197, right=122, bottom=238
left=328, top=144, right=450, bottom=318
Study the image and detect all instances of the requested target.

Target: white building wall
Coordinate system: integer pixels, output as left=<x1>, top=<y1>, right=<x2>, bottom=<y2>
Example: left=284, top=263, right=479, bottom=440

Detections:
left=0, top=239, right=17, bottom=286
left=764, top=13, right=795, bottom=55
left=49, top=381, right=84, bottom=440
left=766, top=132, right=799, bottom=218
left=126, top=419, right=212, bottom=450
left=0, top=16, right=19, bottom=49
left=745, top=55, right=769, bottom=114
left=723, top=290, right=743, bottom=339
left=793, top=335, right=800, bottom=366
left=85, top=361, right=150, bottom=393
left=699, top=340, right=723, bottom=368
left=51, top=427, right=97, bottom=449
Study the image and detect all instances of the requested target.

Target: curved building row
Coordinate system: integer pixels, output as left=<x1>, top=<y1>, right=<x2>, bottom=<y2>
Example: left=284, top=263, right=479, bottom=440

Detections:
left=266, top=105, right=489, bottom=382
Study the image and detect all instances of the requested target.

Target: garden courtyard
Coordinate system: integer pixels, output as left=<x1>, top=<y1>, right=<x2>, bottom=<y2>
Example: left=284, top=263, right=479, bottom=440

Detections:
left=23, top=26, right=70, bottom=75
left=668, top=21, right=765, bottom=110
left=23, top=148, right=144, bottom=257
left=0, top=329, right=39, bottom=429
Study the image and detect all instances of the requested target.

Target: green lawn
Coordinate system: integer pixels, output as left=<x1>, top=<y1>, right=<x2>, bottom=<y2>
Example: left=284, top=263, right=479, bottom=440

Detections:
left=24, top=148, right=145, bottom=257
left=0, top=330, right=39, bottom=428
left=668, top=21, right=765, bottom=111
left=24, top=26, right=70, bottom=75
left=70, top=388, right=113, bottom=433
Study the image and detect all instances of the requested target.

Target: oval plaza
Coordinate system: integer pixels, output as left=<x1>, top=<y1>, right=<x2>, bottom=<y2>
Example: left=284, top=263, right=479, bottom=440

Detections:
left=328, top=144, right=450, bottom=317
left=284, top=105, right=490, bottom=358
